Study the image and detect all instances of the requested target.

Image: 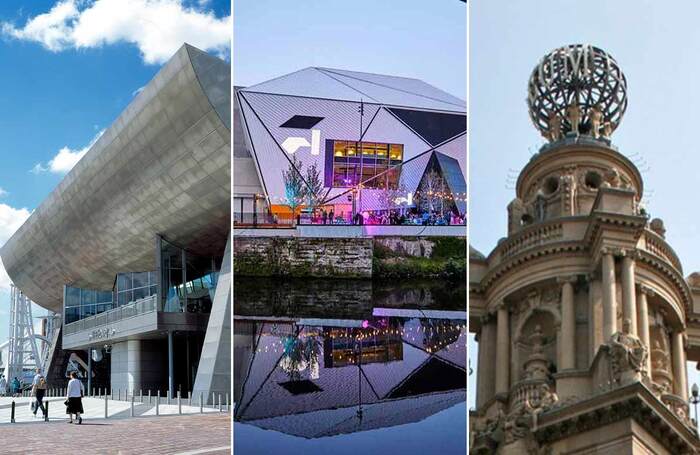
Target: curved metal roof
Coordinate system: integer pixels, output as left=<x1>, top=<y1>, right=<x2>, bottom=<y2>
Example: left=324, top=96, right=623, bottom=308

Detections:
left=0, top=44, right=231, bottom=312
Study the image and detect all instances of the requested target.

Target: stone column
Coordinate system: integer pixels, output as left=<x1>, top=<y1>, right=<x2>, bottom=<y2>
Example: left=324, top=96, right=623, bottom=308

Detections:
left=636, top=286, right=653, bottom=374
left=588, top=275, right=603, bottom=361
left=621, top=252, right=637, bottom=335
left=671, top=331, right=688, bottom=401
left=558, top=276, right=576, bottom=370
left=602, top=250, right=617, bottom=340
left=496, top=304, right=510, bottom=397
left=476, top=315, right=496, bottom=408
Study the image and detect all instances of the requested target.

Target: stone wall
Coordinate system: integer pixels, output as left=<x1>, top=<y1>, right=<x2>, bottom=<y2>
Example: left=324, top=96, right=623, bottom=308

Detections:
left=234, top=237, right=373, bottom=278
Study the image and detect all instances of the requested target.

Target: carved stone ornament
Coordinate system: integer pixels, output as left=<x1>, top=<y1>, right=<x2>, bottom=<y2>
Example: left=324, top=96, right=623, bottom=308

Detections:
left=649, top=218, right=666, bottom=238
left=608, top=319, right=648, bottom=385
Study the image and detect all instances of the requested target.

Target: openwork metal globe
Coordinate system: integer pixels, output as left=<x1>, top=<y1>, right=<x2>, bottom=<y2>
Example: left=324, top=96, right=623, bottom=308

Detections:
left=527, top=44, right=627, bottom=141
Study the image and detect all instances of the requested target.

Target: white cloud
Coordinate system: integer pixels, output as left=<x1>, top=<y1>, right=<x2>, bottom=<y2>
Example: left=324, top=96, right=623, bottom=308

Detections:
left=2, top=0, right=231, bottom=64
left=0, top=188, right=7, bottom=198
left=0, top=203, right=32, bottom=292
left=32, top=129, right=105, bottom=175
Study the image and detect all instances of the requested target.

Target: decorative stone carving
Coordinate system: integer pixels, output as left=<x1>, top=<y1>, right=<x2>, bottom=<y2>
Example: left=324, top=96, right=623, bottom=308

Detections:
left=608, top=319, right=648, bottom=385
left=589, top=105, right=603, bottom=138
left=566, top=103, right=581, bottom=135
left=547, top=112, right=562, bottom=141
left=524, top=383, right=559, bottom=431
left=650, top=218, right=666, bottom=238
left=523, top=325, right=549, bottom=381
left=508, top=197, right=526, bottom=234
left=687, top=272, right=700, bottom=288
left=604, top=167, right=623, bottom=188
left=559, top=173, right=576, bottom=216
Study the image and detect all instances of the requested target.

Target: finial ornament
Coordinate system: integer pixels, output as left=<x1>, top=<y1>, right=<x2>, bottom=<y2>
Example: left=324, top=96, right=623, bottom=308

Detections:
left=527, top=44, right=628, bottom=141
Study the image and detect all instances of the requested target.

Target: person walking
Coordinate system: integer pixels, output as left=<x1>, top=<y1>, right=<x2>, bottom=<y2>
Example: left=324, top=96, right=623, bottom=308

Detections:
left=11, top=377, right=20, bottom=397
left=0, top=375, right=6, bottom=396
left=31, top=368, right=47, bottom=418
left=65, top=371, right=84, bottom=424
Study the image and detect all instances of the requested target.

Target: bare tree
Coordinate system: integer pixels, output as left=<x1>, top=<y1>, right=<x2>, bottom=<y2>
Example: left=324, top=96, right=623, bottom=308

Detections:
left=304, top=162, right=324, bottom=213
left=419, top=170, right=447, bottom=215
left=283, top=155, right=307, bottom=225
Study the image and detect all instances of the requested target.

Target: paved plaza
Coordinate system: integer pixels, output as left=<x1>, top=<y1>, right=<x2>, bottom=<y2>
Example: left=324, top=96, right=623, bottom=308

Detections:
left=0, top=402, right=230, bottom=454
left=0, top=396, right=226, bottom=423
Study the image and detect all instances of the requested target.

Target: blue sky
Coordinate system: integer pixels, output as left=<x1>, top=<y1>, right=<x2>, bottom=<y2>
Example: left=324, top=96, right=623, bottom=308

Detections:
left=0, top=0, right=230, bottom=344
left=234, top=0, right=466, bottom=100
left=469, top=0, right=700, bottom=409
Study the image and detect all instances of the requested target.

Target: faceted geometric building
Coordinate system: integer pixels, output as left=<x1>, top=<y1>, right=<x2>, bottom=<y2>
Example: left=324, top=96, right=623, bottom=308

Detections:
left=234, top=67, right=466, bottom=224
left=470, top=45, right=700, bottom=454
left=0, top=44, right=231, bottom=402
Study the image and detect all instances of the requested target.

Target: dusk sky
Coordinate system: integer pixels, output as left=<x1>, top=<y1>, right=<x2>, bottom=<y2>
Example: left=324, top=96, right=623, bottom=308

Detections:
left=234, top=0, right=466, bottom=100
left=0, top=0, right=230, bottom=342
left=469, top=0, right=700, bottom=409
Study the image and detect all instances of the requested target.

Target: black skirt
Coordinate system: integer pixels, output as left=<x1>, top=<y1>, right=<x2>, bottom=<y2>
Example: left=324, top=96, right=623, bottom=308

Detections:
left=65, top=397, right=83, bottom=414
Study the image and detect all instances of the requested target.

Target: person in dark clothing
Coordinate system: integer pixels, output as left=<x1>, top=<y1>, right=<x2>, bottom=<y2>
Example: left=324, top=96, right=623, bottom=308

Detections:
left=329, top=209, right=334, bottom=224
left=322, top=209, right=328, bottom=225
left=31, top=368, right=47, bottom=417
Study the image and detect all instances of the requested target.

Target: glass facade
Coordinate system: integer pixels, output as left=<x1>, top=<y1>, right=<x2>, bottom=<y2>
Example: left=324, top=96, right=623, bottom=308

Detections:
left=330, top=140, right=403, bottom=189
left=115, top=271, right=158, bottom=307
left=64, top=286, right=114, bottom=324
left=159, top=236, right=219, bottom=314
left=63, top=236, right=220, bottom=326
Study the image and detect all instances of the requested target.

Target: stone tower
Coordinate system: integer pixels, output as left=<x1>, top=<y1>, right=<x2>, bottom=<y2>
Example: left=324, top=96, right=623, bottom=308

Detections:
left=470, top=44, right=700, bottom=454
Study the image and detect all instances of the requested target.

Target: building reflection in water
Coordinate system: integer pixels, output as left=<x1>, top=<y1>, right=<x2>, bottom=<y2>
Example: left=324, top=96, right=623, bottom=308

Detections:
left=234, top=278, right=466, bottom=438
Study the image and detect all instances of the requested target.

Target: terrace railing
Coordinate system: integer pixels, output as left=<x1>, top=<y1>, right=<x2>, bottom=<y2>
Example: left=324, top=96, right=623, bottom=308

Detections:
left=64, top=294, right=158, bottom=336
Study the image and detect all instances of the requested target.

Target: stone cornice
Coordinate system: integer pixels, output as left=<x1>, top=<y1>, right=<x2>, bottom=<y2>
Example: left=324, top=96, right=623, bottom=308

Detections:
left=534, top=382, right=699, bottom=453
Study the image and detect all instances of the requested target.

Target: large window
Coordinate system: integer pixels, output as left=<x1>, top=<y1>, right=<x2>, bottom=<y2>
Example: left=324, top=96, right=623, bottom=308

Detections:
left=64, top=286, right=114, bottom=324
left=159, top=236, right=220, bottom=313
left=329, top=140, right=403, bottom=189
left=115, top=271, right=158, bottom=307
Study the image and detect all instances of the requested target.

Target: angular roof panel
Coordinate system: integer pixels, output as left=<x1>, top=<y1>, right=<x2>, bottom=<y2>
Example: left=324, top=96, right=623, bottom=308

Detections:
left=244, top=67, right=466, bottom=113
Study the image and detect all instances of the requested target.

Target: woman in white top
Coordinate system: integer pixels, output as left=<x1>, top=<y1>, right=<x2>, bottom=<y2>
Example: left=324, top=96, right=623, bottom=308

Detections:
left=65, top=371, right=84, bottom=424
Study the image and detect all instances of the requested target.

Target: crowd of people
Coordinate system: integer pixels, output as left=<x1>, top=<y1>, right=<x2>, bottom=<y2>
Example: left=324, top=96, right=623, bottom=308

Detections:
left=302, top=208, right=466, bottom=226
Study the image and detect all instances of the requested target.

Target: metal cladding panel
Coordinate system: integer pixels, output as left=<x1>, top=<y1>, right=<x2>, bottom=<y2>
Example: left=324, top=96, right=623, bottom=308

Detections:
left=238, top=95, right=292, bottom=202
left=240, top=91, right=384, bottom=202
left=244, top=67, right=366, bottom=101
left=318, top=68, right=466, bottom=112
left=362, top=107, right=431, bottom=160
left=0, top=44, right=231, bottom=312
left=249, top=389, right=466, bottom=438
left=242, top=91, right=381, bottom=163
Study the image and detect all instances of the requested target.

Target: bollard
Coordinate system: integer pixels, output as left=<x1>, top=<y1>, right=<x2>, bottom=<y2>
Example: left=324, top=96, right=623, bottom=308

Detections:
left=44, top=400, right=49, bottom=422
left=148, top=390, right=151, bottom=405
left=140, top=389, right=143, bottom=404
left=212, top=392, right=215, bottom=409
left=188, top=391, right=192, bottom=407
left=130, top=395, right=134, bottom=417
left=118, top=389, right=121, bottom=401
left=199, top=392, right=203, bottom=414
left=167, top=390, right=171, bottom=405
left=11, top=401, right=15, bottom=423
left=156, top=391, right=160, bottom=416
left=218, top=394, right=222, bottom=412
left=226, top=393, right=229, bottom=412
left=177, top=391, right=181, bottom=415
left=104, top=392, right=108, bottom=419
left=111, top=388, right=114, bottom=401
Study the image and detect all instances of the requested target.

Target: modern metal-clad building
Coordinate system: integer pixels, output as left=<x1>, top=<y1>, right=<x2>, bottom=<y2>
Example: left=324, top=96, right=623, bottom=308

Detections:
left=234, top=68, right=466, bottom=224
left=0, top=44, right=231, bottom=401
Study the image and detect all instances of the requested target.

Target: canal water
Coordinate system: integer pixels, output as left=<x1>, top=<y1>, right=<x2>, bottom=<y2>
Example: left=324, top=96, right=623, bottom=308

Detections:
left=233, top=278, right=467, bottom=454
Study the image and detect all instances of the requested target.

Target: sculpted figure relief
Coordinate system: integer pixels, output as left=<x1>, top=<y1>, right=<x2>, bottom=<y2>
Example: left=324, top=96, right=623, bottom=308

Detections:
left=565, top=103, right=581, bottom=134
left=608, top=319, right=648, bottom=385
left=547, top=112, right=562, bottom=141
left=589, top=105, right=603, bottom=138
